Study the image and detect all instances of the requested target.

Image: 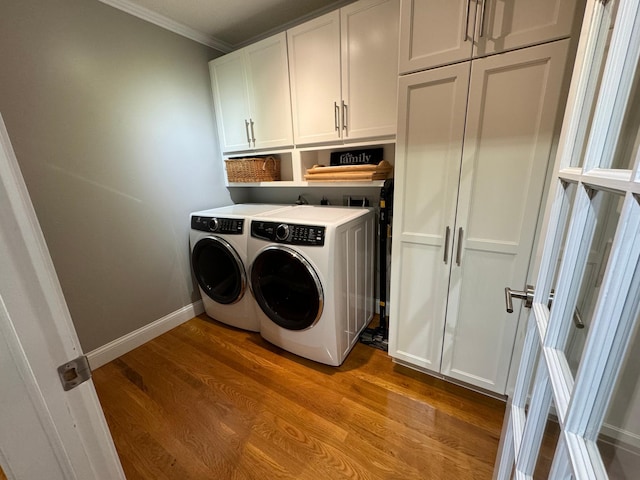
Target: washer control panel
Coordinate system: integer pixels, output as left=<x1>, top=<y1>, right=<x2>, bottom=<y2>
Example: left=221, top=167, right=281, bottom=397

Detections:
left=191, top=216, right=243, bottom=234
left=251, top=221, right=325, bottom=246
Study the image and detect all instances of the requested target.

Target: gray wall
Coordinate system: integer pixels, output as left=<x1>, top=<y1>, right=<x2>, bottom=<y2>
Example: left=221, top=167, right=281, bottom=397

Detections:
left=0, top=0, right=232, bottom=351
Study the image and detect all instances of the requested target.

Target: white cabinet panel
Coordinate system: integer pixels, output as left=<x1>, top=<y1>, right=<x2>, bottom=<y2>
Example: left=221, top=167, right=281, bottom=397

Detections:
left=443, top=40, right=571, bottom=392
left=341, top=0, right=400, bottom=139
left=443, top=249, right=517, bottom=385
left=399, top=0, right=582, bottom=74
left=245, top=34, right=294, bottom=150
left=288, top=0, right=400, bottom=145
left=288, top=11, right=342, bottom=145
left=390, top=40, right=571, bottom=394
left=392, top=243, right=448, bottom=369
left=210, top=33, right=293, bottom=153
left=474, top=0, right=581, bottom=58
left=389, top=63, right=469, bottom=372
left=399, top=0, right=474, bottom=74
left=209, top=51, right=252, bottom=152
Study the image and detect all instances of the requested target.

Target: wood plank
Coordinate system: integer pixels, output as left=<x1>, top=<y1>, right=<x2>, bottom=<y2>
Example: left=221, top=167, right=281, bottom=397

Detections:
left=93, top=314, right=506, bottom=479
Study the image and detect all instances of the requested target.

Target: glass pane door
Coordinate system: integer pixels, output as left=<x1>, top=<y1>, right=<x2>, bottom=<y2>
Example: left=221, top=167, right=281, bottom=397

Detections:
left=496, top=0, right=640, bottom=477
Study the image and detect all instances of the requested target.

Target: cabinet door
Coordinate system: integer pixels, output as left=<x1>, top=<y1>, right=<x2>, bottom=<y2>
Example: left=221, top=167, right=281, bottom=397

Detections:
left=388, top=63, right=470, bottom=371
left=209, top=51, right=252, bottom=153
left=341, top=0, right=400, bottom=139
left=441, top=40, right=571, bottom=394
left=288, top=11, right=342, bottom=145
left=245, top=33, right=294, bottom=150
left=398, top=0, right=474, bottom=74
left=473, top=0, right=581, bottom=58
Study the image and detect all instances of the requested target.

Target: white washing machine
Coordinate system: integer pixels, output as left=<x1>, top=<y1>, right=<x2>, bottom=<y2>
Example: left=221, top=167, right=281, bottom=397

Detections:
left=190, top=204, right=292, bottom=331
left=248, top=205, right=375, bottom=366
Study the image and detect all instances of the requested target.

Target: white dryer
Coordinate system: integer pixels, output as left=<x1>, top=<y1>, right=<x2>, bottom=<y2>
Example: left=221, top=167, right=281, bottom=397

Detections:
left=248, top=205, right=375, bottom=366
left=190, top=204, right=291, bottom=331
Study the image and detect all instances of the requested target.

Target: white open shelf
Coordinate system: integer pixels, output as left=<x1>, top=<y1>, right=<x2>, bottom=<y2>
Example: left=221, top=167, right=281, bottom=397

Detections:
left=224, top=140, right=395, bottom=187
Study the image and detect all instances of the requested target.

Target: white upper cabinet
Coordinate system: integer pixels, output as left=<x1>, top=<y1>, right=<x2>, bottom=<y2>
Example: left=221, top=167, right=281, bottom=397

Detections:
left=288, top=0, right=400, bottom=145
left=398, top=0, right=474, bottom=74
left=399, top=0, right=581, bottom=74
left=287, top=11, right=342, bottom=145
left=210, top=33, right=293, bottom=153
left=341, top=0, right=400, bottom=140
left=209, top=50, right=251, bottom=152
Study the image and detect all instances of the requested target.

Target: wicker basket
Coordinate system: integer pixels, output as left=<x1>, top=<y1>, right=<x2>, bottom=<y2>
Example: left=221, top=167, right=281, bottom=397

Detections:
left=225, top=156, right=281, bottom=183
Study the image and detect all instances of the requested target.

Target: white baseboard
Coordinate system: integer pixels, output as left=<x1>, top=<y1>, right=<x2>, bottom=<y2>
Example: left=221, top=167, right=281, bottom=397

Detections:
left=86, top=300, right=204, bottom=370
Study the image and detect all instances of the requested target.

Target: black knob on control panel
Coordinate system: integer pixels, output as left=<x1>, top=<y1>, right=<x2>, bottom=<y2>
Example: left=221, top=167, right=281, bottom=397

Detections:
left=209, top=218, right=219, bottom=232
left=275, top=223, right=289, bottom=241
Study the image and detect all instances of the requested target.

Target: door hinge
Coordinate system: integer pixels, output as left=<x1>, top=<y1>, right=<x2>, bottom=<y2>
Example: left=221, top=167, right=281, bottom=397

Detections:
left=57, top=355, right=92, bottom=391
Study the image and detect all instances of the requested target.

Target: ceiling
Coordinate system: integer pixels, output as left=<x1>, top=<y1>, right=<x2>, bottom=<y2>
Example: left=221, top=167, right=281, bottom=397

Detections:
left=99, top=0, right=356, bottom=53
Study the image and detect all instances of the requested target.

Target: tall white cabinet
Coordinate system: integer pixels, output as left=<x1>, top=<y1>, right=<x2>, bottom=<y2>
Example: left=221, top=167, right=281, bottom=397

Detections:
left=389, top=3, right=580, bottom=393
left=287, top=0, right=400, bottom=145
left=209, top=33, right=293, bottom=153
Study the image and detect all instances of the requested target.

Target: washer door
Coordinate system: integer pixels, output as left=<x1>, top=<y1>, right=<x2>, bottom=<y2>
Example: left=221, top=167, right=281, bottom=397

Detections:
left=251, top=246, right=323, bottom=331
left=192, top=236, right=246, bottom=305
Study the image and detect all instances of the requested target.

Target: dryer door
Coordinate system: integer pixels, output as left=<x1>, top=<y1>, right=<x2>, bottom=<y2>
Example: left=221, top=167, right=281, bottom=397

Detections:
left=251, top=246, right=323, bottom=330
left=192, top=236, right=246, bottom=305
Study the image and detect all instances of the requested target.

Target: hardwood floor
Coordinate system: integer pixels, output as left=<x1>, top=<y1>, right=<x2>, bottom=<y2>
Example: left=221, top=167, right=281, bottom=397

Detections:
left=93, top=314, right=505, bottom=479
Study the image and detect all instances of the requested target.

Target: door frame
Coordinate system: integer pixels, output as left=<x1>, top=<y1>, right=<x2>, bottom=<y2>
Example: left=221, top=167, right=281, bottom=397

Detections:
left=0, top=113, right=124, bottom=479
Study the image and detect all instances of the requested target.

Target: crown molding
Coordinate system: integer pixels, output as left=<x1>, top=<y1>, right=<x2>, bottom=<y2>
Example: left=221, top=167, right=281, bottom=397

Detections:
left=98, top=0, right=233, bottom=53
left=234, top=0, right=356, bottom=48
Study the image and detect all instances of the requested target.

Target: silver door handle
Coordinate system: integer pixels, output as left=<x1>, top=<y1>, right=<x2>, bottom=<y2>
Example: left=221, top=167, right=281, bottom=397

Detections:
left=505, top=285, right=585, bottom=329
left=478, top=0, right=487, bottom=38
left=245, top=119, right=251, bottom=145
left=342, top=101, right=348, bottom=131
left=249, top=119, right=256, bottom=147
left=455, top=227, right=463, bottom=266
left=464, top=0, right=472, bottom=41
left=504, top=285, right=535, bottom=313
left=334, top=102, right=340, bottom=131
left=443, top=226, right=451, bottom=264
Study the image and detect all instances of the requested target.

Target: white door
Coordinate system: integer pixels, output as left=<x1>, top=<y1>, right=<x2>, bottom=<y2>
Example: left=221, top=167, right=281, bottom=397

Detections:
left=495, top=0, right=640, bottom=477
left=244, top=32, right=294, bottom=150
left=340, top=0, right=400, bottom=140
left=398, top=0, right=474, bottom=74
left=389, top=62, right=469, bottom=371
left=441, top=39, right=571, bottom=393
left=473, top=0, right=581, bottom=58
left=287, top=11, right=342, bottom=145
left=0, top=115, right=125, bottom=479
left=209, top=50, right=252, bottom=152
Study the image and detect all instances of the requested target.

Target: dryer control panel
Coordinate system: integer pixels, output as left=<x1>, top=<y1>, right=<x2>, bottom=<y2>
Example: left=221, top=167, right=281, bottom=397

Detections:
left=251, top=221, right=325, bottom=246
left=191, top=216, right=243, bottom=234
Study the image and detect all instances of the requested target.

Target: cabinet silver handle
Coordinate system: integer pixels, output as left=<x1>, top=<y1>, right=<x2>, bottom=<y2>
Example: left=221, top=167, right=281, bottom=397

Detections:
left=249, top=119, right=256, bottom=147
left=455, top=227, right=463, bottom=266
left=342, top=101, right=348, bottom=131
left=443, top=226, right=451, bottom=264
left=334, top=102, right=340, bottom=131
left=478, top=0, right=487, bottom=38
left=464, top=0, right=472, bottom=41
left=245, top=119, right=251, bottom=145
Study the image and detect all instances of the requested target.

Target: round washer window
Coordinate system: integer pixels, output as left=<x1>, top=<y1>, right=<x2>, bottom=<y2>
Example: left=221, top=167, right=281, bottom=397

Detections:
left=251, top=246, right=323, bottom=331
left=192, top=236, right=245, bottom=305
